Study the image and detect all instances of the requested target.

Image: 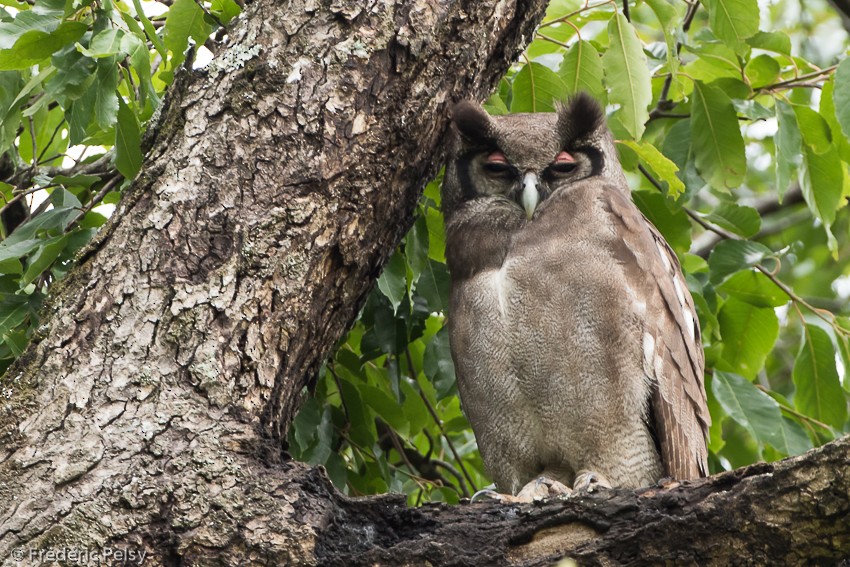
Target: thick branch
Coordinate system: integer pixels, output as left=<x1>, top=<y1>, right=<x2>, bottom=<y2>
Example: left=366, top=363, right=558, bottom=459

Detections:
left=317, top=436, right=850, bottom=566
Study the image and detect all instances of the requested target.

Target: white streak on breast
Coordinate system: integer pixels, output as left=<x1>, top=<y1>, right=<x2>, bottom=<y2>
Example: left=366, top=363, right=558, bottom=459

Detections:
left=492, top=264, right=511, bottom=317
left=643, top=333, right=656, bottom=366
left=655, top=241, right=672, bottom=271
left=683, top=306, right=696, bottom=340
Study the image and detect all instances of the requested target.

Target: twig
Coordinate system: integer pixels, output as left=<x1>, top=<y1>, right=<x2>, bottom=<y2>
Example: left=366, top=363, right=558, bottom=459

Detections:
left=405, top=347, right=478, bottom=493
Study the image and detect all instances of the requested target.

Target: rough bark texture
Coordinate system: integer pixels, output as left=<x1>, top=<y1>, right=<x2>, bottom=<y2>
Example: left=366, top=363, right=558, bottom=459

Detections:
left=1, top=0, right=848, bottom=566
left=0, top=0, right=548, bottom=565
left=315, top=436, right=850, bottom=566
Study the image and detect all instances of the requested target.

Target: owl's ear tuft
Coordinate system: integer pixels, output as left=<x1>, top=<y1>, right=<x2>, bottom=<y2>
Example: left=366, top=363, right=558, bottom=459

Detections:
left=451, top=101, right=497, bottom=146
left=556, top=92, right=606, bottom=147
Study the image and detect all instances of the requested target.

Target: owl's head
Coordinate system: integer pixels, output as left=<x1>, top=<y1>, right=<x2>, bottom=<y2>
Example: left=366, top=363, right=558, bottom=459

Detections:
left=442, top=93, right=626, bottom=220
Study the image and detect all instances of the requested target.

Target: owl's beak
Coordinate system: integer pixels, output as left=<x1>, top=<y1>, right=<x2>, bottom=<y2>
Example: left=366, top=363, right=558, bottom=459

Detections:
left=521, top=172, right=539, bottom=219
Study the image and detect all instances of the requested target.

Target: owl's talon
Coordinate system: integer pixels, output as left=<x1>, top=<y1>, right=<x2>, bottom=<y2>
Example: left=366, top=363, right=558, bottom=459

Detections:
left=516, top=476, right=572, bottom=502
left=573, top=471, right=612, bottom=493
left=470, top=488, right=503, bottom=502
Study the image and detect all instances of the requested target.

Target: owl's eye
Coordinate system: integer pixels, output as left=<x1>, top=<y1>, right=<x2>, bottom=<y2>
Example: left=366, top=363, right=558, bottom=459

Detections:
left=483, top=151, right=512, bottom=174
left=549, top=151, right=577, bottom=174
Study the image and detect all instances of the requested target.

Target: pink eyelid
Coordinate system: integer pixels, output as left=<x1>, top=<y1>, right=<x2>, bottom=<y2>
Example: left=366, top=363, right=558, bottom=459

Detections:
left=555, top=151, right=575, bottom=163
left=486, top=151, right=508, bottom=164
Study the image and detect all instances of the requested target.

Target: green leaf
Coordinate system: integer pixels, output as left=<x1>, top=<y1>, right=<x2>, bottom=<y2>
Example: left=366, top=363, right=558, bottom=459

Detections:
left=0, top=297, right=28, bottom=336
left=115, top=97, right=143, bottom=179
left=0, top=21, right=88, bottom=70
left=618, top=140, right=685, bottom=198
left=21, top=234, right=69, bottom=287
left=717, top=270, right=789, bottom=308
left=744, top=54, right=780, bottom=89
left=510, top=62, right=569, bottom=113
left=793, top=324, right=847, bottom=429
left=700, top=202, right=761, bottom=238
left=774, top=100, right=802, bottom=202
left=131, top=0, right=166, bottom=57
left=702, top=0, right=759, bottom=53
left=712, top=371, right=809, bottom=456
left=644, top=0, right=679, bottom=80
left=603, top=13, right=651, bottom=140
left=423, top=326, right=456, bottom=400
left=631, top=191, right=691, bottom=253
left=93, top=55, right=119, bottom=129
left=376, top=250, right=406, bottom=314
left=718, top=297, right=779, bottom=379
left=690, top=81, right=746, bottom=190
left=425, top=207, right=445, bottom=262
left=418, top=259, right=450, bottom=314
left=708, top=239, right=774, bottom=285
left=405, top=214, right=429, bottom=286
left=482, top=92, right=508, bottom=116
left=683, top=44, right=742, bottom=83
left=799, top=143, right=842, bottom=253
left=793, top=106, right=832, bottom=155
left=164, top=0, right=213, bottom=68
left=745, top=31, right=791, bottom=54
left=78, top=28, right=124, bottom=58
left=210, top=0, right=241, bottom=24
left=557, top=40, right=603, bottom=100
left=832, top=58, right=850, bottom=144
left=359, top=383, right=409, bottom=436
left=820, top=78, right=850, bottom=164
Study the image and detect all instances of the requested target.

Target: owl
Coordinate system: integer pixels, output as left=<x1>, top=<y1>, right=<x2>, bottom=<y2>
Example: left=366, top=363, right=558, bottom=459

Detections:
left=441, top=93, right=710, bottom=499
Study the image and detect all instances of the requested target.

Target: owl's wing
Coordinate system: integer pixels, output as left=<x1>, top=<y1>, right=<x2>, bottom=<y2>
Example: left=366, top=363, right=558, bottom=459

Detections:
left=605, top=190, right=710, bottom=479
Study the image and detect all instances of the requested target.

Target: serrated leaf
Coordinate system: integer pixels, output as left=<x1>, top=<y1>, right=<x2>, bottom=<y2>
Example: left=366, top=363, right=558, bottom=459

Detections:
left=793, top=324, right=847, bottom=429
left=774, top=100, right=802, bottom=202
left=712, top=371, right=809, bottom=456
left=115, top=97, right=142, bottom=179
left=700, top=202, right=761, bottom=238
left=558, top=40, right=603, bottom=100
left=690, top=81, right=746, bottom=190
left=708, top=239, right=774, bottom=285
left=717, top=270, right=789, bottom=308
left=833, top=58, right=850, bottom=144
left=718, top=297, right=778, bottom=379
left=603, top=13, right=651, bottom=140
left=618, top=140, right=685, bottom=198
left=376, top=250, right=406, bottom=314
left=702, top=0, right=759, bottom=53
left=511, top=62, right=569, bottom=113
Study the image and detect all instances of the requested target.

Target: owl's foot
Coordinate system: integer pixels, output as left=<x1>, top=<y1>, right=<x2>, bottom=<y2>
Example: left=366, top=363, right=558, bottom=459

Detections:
left=516, top=476, right=572, bottom=501
left=573, top=470, right=612, bottom=493
left=470, top=476, right=572, bottom=503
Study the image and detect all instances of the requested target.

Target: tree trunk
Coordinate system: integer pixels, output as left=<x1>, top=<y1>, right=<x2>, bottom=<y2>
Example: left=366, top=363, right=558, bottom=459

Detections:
left=0, top=0, right=548, bottom=564
left=1, top=0, right=848, bottom=565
